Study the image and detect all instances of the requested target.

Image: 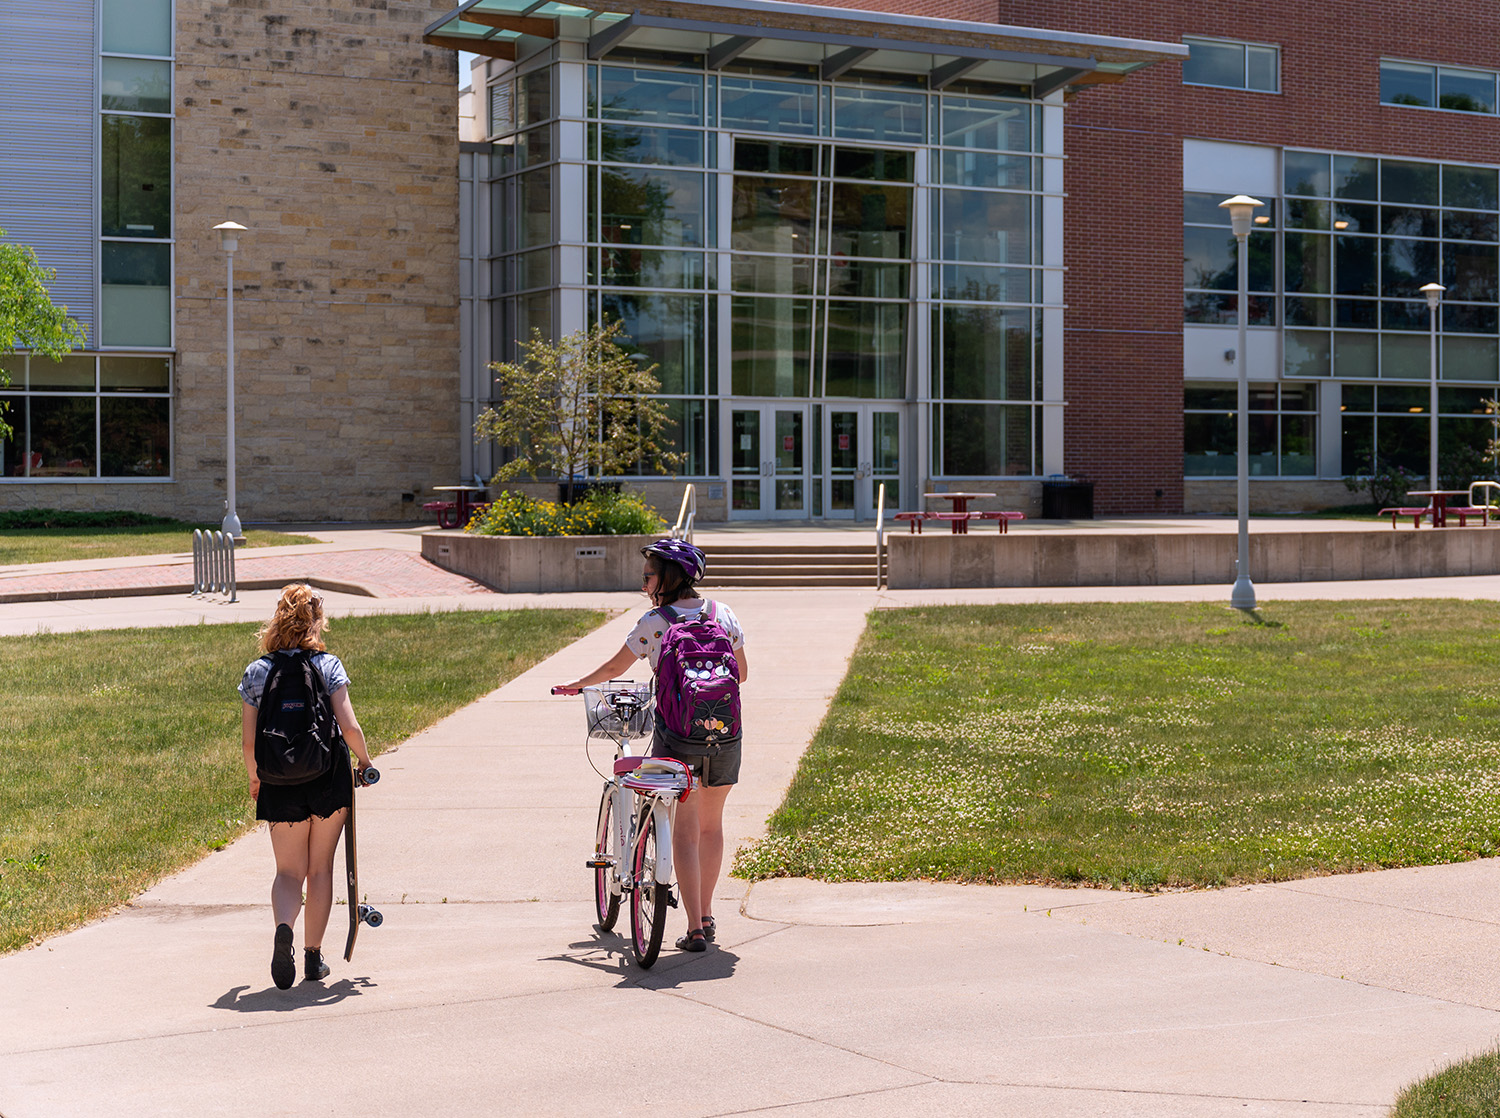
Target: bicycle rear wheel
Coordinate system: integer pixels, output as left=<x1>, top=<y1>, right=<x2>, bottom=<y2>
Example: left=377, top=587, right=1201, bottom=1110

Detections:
left=593, top=785, right=621, bottom=932
left=629, top=804, right=669, bottom=968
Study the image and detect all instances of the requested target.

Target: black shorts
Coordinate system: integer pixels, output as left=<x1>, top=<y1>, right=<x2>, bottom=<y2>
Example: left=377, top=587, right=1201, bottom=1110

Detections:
left=651, top=728, right=741, bottom=788
left=256, top=759, right=351, bottom=824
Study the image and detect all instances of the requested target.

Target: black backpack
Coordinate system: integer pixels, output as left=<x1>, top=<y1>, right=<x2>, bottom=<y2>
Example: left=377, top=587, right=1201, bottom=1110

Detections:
left=254, top=651, right=339, bottom=785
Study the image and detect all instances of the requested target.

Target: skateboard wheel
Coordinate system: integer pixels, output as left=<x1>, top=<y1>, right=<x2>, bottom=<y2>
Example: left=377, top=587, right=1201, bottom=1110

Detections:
left=361, top=766, right=380, bottom=786
left=362, top=906, right=383, bottom=928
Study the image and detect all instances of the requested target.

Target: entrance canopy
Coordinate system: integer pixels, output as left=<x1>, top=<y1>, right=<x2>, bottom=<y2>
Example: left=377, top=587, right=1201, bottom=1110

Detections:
left=424, top=0, right=1186, bottom=96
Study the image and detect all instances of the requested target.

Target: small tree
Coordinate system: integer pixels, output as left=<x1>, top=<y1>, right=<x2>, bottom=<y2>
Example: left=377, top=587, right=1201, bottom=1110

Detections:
left=0, top=228, right=88, bottom=442
left=474, top=321, right=685, bottom=503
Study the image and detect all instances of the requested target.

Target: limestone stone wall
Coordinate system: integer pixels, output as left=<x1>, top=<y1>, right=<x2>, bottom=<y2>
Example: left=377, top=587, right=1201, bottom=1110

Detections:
left=172, top=0, right=461, bottom=522
left=1185, top=479, right=1355, bottom=515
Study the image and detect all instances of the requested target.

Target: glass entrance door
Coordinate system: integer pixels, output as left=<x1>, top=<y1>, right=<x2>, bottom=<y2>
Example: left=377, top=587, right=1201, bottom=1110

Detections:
left=731, top=406, right=808, bottom=518
left=826, top=406, right=902, bottom=520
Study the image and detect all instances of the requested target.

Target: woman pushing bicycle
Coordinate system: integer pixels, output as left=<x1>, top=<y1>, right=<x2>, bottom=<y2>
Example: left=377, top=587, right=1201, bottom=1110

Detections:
left=555, top=539, right=748, bottom=954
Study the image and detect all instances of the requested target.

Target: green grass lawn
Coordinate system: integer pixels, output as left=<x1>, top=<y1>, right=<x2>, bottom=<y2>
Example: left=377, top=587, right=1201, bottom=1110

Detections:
left=1390, top=1048, right=1500, bottom=1116
left=734, top=601, right=1500, bottom=890
left=0, top=524, right=318, bottom=565
left=0, top=609, right=601, bottom=953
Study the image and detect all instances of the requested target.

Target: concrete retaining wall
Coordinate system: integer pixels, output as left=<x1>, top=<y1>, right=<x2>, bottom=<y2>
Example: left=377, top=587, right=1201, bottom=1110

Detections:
left=887, top=527, right=1500, bottom=588
left=422, top=531, right=664, bottom=592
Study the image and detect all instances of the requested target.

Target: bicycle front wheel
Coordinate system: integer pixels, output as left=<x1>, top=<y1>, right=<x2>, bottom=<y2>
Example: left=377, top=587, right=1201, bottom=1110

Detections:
left=629, top=805, right=669, bottom=968
left=594, top=785, right=621, bottom=932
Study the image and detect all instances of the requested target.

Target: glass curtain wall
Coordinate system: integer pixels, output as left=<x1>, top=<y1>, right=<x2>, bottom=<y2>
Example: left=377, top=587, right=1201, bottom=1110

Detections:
left=488, top=57, right=1048, bottom=507
left=1184, top=149, right=1500, bottom=480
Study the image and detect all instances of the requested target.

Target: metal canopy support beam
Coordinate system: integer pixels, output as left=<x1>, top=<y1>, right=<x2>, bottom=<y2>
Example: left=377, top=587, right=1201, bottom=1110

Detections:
left=928, top=57, right=985, bottom=89
left=820, top=46, right=874, bottom=80
left=459, top=11, right=558, bottom=37
left=707, top=35, right=757, bottom=69
left=1032, top=65, right=1090, bottom=98
left=427, top=33, right=518, bottom=59
left=587, top=15, right=641, bottom=58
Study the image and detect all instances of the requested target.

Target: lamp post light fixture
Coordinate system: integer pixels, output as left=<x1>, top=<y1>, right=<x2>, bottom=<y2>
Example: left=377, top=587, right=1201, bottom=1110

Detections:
left=1421, top=282, right=1446, bottom=490
left=213, top=221, right=248, bottom=542
left=1219, top=194, right=1265, bottom=612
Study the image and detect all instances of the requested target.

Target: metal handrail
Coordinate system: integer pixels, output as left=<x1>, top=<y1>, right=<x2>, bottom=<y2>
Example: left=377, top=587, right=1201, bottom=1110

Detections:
left=1471, top=480, right=1500, bottom=523
left=191, top=528, right=238, bottom=602
left=671, top=483, right=696, bottom=544
left=874, top=481, right=886, bottom=589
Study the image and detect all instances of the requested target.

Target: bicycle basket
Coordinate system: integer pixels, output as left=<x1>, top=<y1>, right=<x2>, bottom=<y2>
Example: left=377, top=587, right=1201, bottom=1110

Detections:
left=583, top=681, right=654, bottom=740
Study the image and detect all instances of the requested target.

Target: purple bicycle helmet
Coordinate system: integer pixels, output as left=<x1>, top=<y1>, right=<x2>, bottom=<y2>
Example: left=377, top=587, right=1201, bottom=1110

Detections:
left=641, top=538, right=706, bottom=582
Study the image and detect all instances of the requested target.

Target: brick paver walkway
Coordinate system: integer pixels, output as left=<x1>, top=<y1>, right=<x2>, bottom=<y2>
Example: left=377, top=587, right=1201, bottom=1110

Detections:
left=0, top=549, right=491, bottom=601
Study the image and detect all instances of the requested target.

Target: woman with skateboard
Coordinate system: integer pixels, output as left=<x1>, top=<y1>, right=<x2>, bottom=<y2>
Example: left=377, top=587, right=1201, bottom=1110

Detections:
left=239, top=584, right=374, bottom=989
left=555, top=539, right=748, bottom=954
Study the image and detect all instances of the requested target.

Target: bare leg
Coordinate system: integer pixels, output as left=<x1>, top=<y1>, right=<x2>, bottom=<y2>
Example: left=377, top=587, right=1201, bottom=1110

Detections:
left=693, top=784, right=732, bottom=926
left=673, top=795, right=703, bottom=934
left=269, top=820, right=311, bottom=929
left=302, top=809, right=347, bottom=950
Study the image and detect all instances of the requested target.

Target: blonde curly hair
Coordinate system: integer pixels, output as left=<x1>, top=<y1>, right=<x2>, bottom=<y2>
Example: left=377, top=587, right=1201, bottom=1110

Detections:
left=257, top=584, right=328, bottom=653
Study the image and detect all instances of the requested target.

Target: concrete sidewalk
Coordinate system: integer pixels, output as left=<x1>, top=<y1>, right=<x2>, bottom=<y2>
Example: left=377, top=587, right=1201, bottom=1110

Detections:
left=3, top=532, right=1500, bottom=1114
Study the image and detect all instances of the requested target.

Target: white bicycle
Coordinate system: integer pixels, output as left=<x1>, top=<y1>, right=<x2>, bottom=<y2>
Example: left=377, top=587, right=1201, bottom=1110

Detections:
left=558, top=680, right=695, bottom=969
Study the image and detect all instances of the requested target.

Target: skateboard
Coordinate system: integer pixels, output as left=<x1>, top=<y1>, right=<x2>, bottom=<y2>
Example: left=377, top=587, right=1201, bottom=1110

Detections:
left=343, top=761, right=384, bottom=962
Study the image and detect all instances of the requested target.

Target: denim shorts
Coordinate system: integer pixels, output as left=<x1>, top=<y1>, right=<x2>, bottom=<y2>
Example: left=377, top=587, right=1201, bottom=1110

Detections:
left=256, top=759, right=351, bottom=823
left=651, top=729, right=741, bottom=788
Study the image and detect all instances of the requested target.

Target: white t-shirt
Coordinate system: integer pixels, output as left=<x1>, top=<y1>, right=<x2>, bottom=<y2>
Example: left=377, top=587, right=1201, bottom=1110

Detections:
left=625, top=598, right=745, bottom=671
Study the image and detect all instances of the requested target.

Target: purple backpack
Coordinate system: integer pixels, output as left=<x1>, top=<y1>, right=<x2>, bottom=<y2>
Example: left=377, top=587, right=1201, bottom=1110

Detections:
left=654, top=601, right=742, bottom=751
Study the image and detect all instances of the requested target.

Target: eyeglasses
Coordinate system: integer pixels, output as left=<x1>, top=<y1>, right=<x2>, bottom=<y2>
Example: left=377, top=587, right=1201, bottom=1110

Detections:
left=641, top=571, right=656, bottom=585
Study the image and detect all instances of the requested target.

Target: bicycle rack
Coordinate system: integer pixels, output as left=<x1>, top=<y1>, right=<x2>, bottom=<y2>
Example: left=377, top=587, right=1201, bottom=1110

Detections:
left=190, top=528, right=238, bottom=602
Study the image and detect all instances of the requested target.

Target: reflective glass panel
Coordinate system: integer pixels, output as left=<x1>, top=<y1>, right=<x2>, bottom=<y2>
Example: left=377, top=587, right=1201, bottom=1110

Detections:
left=100, top=356, right=170, bottom=391
left=734, top=140, right=819, bottom=175
left=940, top=151, right=1030, bottom=190
left=599, top=67, right=703, bottom=126
left=102, top=58, right=171, bottom=113
left=101, top=397, right=169, bottom=476
left=1381, top=206, right=1437, bottom=238
left=599, top=167, right=703, bottom=247
left=1381, top=239, right=1440, bottom=298
left=833, top=88, right=924, bottom=144
left=1444, top=243, right=1500, bottom=302
left=940, top=189, right=1029, bottom=264
left=730, top=297, right=811, bottom=396
left=1439, top=67, right=1496, bottom=113
left=599, top=124, right=702, bottom=166
left=1183, top=39, right=1243, bottom=87
left=731, top=176, right=815, bottom=253
left=939, top=404, right=1031, bottom=475
left=1443, top=211, right=1499, bottom=241
left=102, top=115, right=171, bottom=238
left=731, top=254, right=813, bottom=294
left=1284, top=232, right=1331, bottom=294
left=28, top=356, right=95, bottom=391
left=941, top=305, right=1030, bottom=400
left=720, top=77, right=818, bottom=135
left=600, top=247, right=703, bottom=289
left=829, top=183, right=910, bottom=259
left=1383, top=160, right=1439, bottom=205
left=1381, top=61, right=1435, bottom=108
left=940, top=96, right=1030, bottom=151
left=825, top=301, right=905, bottom=399
left=1444, top=165, right=1500, bottom=211
left=599, top=292, right=705, bottom=394
left=0, top=397, right=27, bottom=476
left=1334, top=236, right=1378, bottom=296
left=102, top=0, right=171, bottom=55
left=1334, top=156, right=1380, bottom=200
left=833, top=148, right=912, bottom=182
left=1443, top=336, right=1500, bottom=381
left=30, top=397, right=96, bottom=477
left=1285, top=151, right=1331, bottom=197
left=1284, top=331, right=1331, bottom=378
left=938, top=264, right=1031, bottom=303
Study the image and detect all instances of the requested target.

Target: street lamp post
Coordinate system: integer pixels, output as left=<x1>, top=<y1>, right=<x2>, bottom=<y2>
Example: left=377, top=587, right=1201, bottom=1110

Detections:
left=213, top=221, right=248, bottom=542
left=1421, top=282, right=1446, bottom=490
left=1219, top=194, right=1264, bottom=612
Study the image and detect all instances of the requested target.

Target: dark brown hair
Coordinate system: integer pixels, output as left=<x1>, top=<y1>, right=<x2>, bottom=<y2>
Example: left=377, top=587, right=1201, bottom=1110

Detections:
left=646, top=553, right=696, bottom=607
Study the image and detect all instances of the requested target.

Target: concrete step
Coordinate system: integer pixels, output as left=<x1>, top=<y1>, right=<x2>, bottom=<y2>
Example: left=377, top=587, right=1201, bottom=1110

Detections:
left=703, top=544, right=877, bottom=557
left=701, top=574, right=877, bottom=588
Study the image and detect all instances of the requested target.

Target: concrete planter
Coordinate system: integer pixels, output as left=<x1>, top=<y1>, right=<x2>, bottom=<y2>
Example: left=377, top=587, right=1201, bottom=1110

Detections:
left=422, top=531, right=665, bottom=593
left=887, top=527, right=1500, bottom=589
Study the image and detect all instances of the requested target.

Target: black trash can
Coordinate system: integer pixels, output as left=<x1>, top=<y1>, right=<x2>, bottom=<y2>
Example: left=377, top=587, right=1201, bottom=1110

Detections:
left=1040, top=478, right=1094, bottom=519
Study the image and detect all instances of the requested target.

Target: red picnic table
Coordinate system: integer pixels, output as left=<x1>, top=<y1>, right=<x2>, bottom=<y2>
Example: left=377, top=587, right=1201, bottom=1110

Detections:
left=424, top=485, right=489, bottom=529
left=924, top=491, right=994, bottom=534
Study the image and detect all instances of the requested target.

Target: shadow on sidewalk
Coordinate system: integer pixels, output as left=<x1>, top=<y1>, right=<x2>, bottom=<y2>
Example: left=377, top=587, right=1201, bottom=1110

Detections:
left=210, top=976, right=377, bottom=1012
left=544, top=931, right=740, bottom=987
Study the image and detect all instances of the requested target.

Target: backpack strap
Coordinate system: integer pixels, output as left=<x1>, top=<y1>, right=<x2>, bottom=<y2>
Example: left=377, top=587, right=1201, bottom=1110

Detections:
left=656, top=604, right=679, bottom=625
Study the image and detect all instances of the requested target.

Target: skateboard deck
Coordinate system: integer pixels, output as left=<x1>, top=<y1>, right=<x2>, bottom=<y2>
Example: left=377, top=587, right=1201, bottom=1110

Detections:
left=343, top=761, right=382, bottom=962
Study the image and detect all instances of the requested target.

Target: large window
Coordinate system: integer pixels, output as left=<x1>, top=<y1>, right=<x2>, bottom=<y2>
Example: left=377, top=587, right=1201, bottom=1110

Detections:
left=2, top=356, right=172, bottom=479
left=1340, top=384, right=1495, bottom=476
left=1381, top=60, right=1499, bottom=116
left=1182, top=37, right=1279, bottom=93
left=1184, top=383, right=1316, bottom=478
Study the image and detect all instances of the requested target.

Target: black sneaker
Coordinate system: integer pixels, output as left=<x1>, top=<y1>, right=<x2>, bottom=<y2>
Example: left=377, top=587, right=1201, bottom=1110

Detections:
left=271, top=924, right=295, bottom=990
left=304, top=947, right=330, bottom=983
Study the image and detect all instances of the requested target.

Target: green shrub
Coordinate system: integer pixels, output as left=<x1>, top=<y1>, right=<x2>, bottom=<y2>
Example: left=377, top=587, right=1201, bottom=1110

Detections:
left=0, top=509, right=181, bottom=530
left=466, top=488, right=666, bottom=537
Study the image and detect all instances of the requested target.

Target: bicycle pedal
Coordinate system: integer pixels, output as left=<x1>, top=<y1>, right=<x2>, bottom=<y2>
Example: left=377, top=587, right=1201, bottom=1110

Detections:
left=667, top=889, right=679, bottom=909
left=585, top=856, right=614, bottom=868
